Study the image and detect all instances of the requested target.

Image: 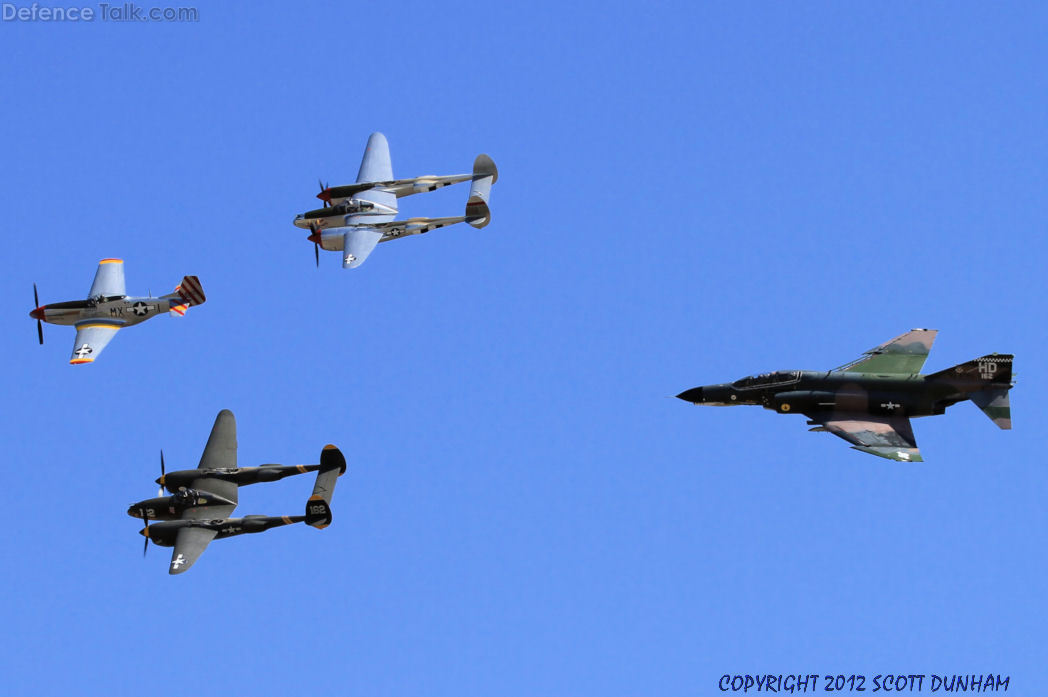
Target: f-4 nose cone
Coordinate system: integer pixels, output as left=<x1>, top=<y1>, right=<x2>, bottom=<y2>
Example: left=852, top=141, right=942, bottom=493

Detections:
left=676, top=387, right=703, bottom=403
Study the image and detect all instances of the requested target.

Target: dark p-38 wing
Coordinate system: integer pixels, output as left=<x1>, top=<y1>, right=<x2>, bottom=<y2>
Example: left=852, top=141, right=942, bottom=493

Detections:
left=169, top=409, right=239, bottom=574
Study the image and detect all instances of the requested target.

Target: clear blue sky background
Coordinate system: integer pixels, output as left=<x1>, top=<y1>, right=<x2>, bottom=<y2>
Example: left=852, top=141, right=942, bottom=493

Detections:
left=2, top=1, right=1045, bottom=694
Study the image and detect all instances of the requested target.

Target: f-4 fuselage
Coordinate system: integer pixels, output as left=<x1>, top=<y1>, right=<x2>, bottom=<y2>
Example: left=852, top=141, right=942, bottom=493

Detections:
left=680, top=370, right=984, bottom=418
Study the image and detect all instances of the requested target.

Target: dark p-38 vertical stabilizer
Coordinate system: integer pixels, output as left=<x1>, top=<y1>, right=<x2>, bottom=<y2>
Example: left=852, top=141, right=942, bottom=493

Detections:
left=306, top=445, right=345, bottom=529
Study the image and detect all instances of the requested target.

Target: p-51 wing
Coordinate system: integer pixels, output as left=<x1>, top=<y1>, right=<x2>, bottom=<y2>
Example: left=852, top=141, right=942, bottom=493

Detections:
left=808, top=413, right=923, bottom=462
left=87, top=258, right=126, bottom=299
left=69, top=320, right=125, bottom=365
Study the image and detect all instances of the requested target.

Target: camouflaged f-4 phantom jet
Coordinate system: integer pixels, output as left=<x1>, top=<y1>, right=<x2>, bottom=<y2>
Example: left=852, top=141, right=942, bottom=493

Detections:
left=677, top=329, right=1013, bottom=462
left=30, top=258, right=205, bottom=364
left=293, top=132, right=497, bottom=268
left=129, top=410, right=345, bottom=574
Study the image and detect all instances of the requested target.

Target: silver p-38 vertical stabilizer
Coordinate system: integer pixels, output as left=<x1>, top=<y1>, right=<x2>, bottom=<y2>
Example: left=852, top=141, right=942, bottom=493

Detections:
left=466, top=154, right=498, bottom=229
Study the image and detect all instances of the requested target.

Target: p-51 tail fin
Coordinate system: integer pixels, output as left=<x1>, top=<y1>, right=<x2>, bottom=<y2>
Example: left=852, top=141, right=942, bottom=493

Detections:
left=165, top=275, right=206, bottom=317
left=305, top=444, right=346, bottom=529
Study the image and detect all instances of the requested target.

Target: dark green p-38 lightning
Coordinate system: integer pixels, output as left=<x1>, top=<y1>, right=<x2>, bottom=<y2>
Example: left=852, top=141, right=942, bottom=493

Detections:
left=677, top=329, right=1013, bottom=462
left=129, top=410, right=346, bottom=574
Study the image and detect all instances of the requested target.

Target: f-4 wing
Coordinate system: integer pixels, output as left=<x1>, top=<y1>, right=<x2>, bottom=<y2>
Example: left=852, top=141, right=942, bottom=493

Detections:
left=833, top=329, right=938, bottom=376
left=809, top=413, right=923, bottom=462
left=69, top=320, right=125, bottom=365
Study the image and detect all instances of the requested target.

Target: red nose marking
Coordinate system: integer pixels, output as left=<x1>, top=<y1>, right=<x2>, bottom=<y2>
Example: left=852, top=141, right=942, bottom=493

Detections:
left=316, top=189, right=331, bottom=203
left=30, top=306, right=45, bottom=320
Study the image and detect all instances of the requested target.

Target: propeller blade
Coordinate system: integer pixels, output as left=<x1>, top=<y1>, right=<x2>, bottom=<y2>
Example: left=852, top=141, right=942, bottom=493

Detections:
left=314, top=242, right=319, bottom=267
left=158, top=450, right=166, bottom=496
left=318, top=179, right=330, bottom=208
left=33, top=284, right=43, bottom=345
left=142, top=515, right=150, bottom=557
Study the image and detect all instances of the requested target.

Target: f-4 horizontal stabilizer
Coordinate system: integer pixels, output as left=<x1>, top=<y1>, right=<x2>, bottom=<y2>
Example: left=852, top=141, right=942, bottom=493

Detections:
left=306, top=444, right=345, bottom=529
left=465, top=154, right=497, bottom=229
left=971, top=388, right=1012, bottom=430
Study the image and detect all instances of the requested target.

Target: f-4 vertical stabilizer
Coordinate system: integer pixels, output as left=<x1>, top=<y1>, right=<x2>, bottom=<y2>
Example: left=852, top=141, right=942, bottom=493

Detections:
left=465, top=154, right=498, bottom=229
left=971, top=388, right=1012, bottom=430
left=927, top=353, right=1014, bottom=429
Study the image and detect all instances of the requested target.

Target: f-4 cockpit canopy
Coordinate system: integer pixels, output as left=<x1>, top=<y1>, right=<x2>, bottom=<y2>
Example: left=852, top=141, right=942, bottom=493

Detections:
left=731, top=370, right=801, bottom=389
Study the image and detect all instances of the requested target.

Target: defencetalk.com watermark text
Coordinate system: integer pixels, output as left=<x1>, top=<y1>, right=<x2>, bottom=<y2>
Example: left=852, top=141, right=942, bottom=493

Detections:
left=2, top=3, right=198, bottom=22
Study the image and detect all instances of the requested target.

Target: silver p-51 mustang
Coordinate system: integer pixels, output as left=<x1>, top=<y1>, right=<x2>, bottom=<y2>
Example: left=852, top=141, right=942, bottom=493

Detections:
left=30, top=258, right=205, bottom=364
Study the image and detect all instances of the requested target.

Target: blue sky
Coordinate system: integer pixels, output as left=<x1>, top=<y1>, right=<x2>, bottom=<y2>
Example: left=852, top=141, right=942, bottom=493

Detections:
left=2, top=1, right=1046, bottom=694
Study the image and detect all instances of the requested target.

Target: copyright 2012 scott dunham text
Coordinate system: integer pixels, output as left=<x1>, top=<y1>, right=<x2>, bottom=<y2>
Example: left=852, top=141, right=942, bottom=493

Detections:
left=718, top=674, right=1010, bottom=693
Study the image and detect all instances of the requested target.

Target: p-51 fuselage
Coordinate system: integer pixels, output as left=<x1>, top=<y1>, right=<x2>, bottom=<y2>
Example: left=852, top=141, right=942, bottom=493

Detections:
left=31, top=295, right=169, bottom=328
